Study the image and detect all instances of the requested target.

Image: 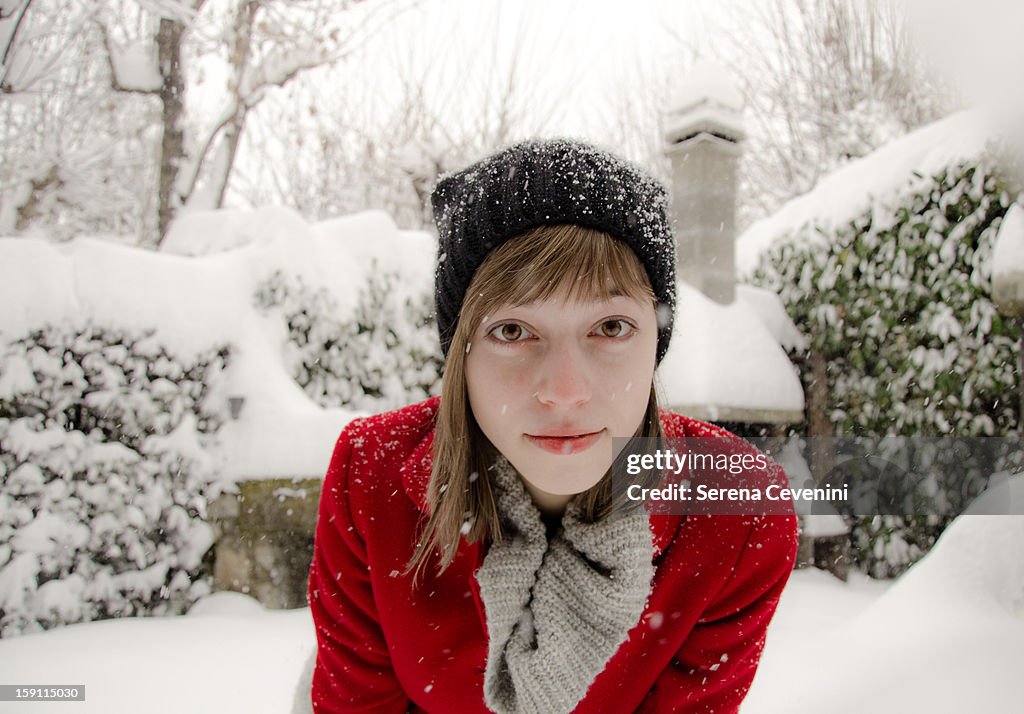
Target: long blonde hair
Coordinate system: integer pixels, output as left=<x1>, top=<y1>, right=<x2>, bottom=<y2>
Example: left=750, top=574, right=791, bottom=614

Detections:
left=408, top=224, right=665, bottom=577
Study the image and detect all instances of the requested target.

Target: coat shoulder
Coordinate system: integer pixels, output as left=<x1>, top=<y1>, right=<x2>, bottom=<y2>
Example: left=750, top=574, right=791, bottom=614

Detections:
left=341, top=395, right=440, bottom=453
left=329, top=396, right=438, bottom=512
left=658, top=408, right=745, bottom=440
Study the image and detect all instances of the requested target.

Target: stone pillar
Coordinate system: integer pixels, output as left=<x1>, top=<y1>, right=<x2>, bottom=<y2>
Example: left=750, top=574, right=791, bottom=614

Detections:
left=664, top=62, right=746, bottom=304
left=209, top=477, right=322, bottom=609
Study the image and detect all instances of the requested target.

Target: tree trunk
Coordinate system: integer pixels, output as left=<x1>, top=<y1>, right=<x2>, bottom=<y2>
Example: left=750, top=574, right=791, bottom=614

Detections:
left=156, top=17, right=186, bottom=248
left=1018, top=318, right=1023, bottom=436
left=807, top=347, right=835, bottom=480
left=210, top=1, right=257, bottom=209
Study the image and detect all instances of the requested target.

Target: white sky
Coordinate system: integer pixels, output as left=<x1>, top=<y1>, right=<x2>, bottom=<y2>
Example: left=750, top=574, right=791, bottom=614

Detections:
left=206, top=0, right=1024, bottom=216
left=342, top=0, right=1024, bottom=136
left=311, top=0, right=733, bottom=139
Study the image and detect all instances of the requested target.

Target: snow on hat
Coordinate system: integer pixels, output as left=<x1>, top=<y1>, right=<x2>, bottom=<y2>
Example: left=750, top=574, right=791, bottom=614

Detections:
left=431, top=138, right=676, bottom=363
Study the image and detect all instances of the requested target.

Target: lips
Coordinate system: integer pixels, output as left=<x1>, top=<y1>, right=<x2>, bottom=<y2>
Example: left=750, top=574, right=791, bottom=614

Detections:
left=524, top=429, right=605, bottom=455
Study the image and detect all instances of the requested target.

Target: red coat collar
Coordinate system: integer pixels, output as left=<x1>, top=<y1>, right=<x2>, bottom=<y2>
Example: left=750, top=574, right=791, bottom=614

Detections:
left=396, top=395, right=684, bottom=559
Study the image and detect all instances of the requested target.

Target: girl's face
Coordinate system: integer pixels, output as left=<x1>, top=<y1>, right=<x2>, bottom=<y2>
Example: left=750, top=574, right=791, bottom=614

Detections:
left=465, top=290, right=658, bottom=515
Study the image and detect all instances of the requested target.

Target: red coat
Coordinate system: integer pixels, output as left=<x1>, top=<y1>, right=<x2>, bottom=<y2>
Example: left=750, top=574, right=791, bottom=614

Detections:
left=309, top=397, right=798, bottom=713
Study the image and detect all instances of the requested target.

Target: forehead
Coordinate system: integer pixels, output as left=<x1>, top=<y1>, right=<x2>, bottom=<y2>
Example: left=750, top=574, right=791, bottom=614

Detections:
left=497, top=290, right=651, bottom=313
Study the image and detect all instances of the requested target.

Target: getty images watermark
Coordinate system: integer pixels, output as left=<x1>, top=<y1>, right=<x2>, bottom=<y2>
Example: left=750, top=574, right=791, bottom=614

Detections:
left=611, top=436, right=1023, bottom=517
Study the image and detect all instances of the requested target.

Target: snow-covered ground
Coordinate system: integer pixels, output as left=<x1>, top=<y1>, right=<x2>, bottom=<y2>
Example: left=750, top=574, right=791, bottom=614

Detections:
left=1, top=481, right=1021, bottom=714
left=0, top=591, right=312, bottom=713
left=747, top=515, right=1024, bottom=713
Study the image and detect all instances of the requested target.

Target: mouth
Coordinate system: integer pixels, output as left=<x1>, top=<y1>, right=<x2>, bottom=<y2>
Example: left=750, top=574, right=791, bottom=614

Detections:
left=524, top=429, right=605, bottom=455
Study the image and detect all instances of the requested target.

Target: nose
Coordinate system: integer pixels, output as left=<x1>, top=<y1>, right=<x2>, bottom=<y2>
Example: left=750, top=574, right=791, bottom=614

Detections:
left=534, top=341, right=592, bottom=408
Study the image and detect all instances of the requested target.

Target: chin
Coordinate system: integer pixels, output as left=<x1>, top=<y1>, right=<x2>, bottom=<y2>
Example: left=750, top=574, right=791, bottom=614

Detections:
left=530, top=457, right=611, bottom=496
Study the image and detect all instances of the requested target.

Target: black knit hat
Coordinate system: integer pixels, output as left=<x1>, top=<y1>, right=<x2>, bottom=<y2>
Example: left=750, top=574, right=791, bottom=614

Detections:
left=431, top=138, right=676, bottom=363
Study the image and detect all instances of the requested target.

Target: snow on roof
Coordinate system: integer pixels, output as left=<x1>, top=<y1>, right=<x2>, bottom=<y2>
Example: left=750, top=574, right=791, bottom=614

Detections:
left=736, top=284, right=807, bottom=352
left=657, top=281, right=804, bottom=422
left=736, top=109, right=996, bottom=276
left=664, top=106, right=747, bottom=148
left=0, top=209, right=436, bottom=480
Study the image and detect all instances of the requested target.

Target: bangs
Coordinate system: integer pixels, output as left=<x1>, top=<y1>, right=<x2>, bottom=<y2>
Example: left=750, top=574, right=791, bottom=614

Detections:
left=469, top=224, right=655, bottom=317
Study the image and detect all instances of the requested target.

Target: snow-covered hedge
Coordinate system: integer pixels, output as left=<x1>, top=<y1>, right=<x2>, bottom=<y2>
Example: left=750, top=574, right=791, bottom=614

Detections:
left=753, top=161, right=1022, bottom=576
left=254, top=265, right=442, bottom=412
left=0, top=324, right=230, bottom=637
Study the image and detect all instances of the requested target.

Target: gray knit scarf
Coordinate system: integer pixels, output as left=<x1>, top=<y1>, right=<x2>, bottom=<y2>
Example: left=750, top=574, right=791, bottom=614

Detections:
left=475, top=456, right=655, bottom=714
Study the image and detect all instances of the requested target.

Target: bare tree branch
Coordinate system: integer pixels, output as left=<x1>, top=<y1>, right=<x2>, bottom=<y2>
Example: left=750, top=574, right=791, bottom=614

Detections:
left=179, top=0, right=423, bottom=216
left=1, top=0, right=34, bottom=91
left=704, top=0, right=953, bottom=223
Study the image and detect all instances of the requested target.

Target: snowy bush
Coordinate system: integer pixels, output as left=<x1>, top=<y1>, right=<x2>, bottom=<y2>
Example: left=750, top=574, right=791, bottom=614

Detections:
left=754, top=161, right=1022, bottom=576
left=0, top=324, right=230, bottom=637
left=254, top=265, right=442, bottom=412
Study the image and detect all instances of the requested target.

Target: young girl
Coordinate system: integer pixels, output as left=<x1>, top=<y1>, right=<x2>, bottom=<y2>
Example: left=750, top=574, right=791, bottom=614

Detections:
left=308, top=139, right=798, bottom=714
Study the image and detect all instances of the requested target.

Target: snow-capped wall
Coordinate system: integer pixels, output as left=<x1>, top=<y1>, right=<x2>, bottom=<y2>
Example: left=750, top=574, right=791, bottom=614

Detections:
left=658, top=281, right=804, bottom=421
left=0, top=208, right=436, bottom=480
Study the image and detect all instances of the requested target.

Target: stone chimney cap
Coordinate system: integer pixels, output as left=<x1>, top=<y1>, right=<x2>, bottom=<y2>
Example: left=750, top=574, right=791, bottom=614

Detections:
left=665, top=60, right=746, bottom=145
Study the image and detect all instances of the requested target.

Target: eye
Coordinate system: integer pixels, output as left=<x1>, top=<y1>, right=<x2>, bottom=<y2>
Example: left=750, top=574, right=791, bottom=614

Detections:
left=595, top=319, right=635, bottom=339
left=488, top=322, right=533, bottom=343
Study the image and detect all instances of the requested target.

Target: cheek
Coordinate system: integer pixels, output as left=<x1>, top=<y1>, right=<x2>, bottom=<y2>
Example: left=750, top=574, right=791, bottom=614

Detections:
left=604, top=334, right=657, bottom=383
left=607, top=363, right=652, bottom=409
left=467, top=348, right=530, bottom=395
left=465, top=349, right=517, bottom=425
left=599, top=337, right=656, bottom=417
